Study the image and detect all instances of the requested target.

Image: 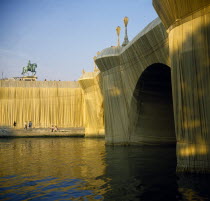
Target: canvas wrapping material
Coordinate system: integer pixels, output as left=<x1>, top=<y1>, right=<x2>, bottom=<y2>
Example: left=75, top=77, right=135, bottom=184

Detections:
left=96, top=18, right=173, bottom=145
left=153, top=0, right=210, bottom=172
left=168, top=6, right=210, bottom=173
left=96, top=2, right=210, bottom=172
left=79, top=71, right=104, bottom=137
left=0, top=81, right=84, bottom=128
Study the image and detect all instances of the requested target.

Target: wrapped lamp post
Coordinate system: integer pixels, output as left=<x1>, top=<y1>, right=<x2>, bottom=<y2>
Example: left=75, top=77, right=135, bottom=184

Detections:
left=116, top=26, right=121, bottom=47
left=122, top=16, right=129, bottom=46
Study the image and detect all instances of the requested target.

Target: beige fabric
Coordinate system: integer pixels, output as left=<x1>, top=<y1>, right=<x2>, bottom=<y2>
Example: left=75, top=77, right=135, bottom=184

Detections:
left=96, top=2, right=210, bottom=173
left=169, top=9, right=210, bottom=172
left=0, top=81, right=84, bottom=128
left=153, top=0, right=210, bottom=173
left=79, top=71, right=104, bottom=137
left=153, top=0, right=210, bottom=29
left=0, top=1, right=209, bottom=173
left=96, top=18, right=170, bottom=145
left=0, top=76, right=104, bottom=137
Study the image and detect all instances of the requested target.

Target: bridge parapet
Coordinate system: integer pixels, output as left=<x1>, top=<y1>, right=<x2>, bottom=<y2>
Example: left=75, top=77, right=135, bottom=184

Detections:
left=96, top=18, right=168, bottom=73
left=78, top=71, right=101, bottom=91
left=95, top=46, right=122, bottom=72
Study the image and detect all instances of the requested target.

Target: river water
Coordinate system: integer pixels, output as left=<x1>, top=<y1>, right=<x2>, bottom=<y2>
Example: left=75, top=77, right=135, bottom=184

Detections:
left=0, top=138, right=209, bottom=201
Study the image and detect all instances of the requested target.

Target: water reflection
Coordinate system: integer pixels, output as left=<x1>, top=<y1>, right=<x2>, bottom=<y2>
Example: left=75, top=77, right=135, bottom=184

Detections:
left=0, top=138, right=106, bottom=200
left=0, top=138, right=105, bottom=178
left=178, top=174, right=210, bottom=201
left=0, top=139, right=210, bottom=200
left=102, top=145, right=178, bottom=201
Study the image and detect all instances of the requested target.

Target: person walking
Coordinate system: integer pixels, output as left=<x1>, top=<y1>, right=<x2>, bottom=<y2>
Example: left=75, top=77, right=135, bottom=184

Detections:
left=13, top=121, right=17, bottom=128
left=24, top=122, right=27, bottom=130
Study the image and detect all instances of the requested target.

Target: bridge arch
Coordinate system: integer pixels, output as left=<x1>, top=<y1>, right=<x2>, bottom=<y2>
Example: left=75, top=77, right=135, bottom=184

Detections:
left=129, top=63, right=176, bottom=145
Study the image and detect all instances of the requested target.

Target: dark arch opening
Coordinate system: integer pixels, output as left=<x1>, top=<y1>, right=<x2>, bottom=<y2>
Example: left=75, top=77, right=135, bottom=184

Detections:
left=129, top=63, right=176, bottom=145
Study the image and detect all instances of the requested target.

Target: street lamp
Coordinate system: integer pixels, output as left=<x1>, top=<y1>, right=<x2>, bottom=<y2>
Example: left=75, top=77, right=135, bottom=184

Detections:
left=122, top=16, right=129, bottom=46
left=116, top=26, right=121, bottom=47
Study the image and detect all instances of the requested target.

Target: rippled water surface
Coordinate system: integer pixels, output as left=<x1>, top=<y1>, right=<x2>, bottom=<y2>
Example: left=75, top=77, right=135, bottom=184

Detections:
left=0, top=138, right=210, bottom=201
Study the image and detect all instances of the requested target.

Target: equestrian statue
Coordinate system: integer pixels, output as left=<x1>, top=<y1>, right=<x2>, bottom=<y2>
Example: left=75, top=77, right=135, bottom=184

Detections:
left=22, top=60, right=37, bottom=76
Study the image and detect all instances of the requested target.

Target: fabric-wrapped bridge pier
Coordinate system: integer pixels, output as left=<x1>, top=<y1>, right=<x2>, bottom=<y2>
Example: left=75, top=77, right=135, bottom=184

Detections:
left=95, top=0, right=210, bottom=173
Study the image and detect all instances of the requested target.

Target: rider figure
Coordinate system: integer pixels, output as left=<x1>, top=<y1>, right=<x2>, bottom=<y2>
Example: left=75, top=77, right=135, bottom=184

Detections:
left=28, top=60, right=31, bottom=68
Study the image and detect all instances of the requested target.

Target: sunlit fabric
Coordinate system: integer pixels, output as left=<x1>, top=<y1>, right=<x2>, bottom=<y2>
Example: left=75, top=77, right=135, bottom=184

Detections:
left=95, top=1, right=210, bottom=173
left=79, top=71, right=104, bottom=137
left=0, top=81, right=84, bottom=128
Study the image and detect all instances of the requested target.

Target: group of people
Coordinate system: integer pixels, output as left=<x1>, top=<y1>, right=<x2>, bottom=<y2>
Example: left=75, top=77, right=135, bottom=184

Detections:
left=51, top=125, right=58, bottom=132
left=13, top=121, right=32, bottom=129
left=13, top=121, right=59, bottom=132
left=24, top=121, right=33, bottom=130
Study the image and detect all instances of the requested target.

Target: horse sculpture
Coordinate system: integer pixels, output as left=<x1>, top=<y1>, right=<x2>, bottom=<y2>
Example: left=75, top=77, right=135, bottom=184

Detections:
left=22, top=60, right=37, bottom=76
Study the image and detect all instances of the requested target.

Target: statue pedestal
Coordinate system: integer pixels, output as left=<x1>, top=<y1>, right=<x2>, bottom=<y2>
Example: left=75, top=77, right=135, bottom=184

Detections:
left=22, top=76, right=37, bottom=81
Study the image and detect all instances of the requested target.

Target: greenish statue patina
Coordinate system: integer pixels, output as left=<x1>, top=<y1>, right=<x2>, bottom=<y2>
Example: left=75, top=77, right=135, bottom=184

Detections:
left=22, top=60, right=37, bottom=76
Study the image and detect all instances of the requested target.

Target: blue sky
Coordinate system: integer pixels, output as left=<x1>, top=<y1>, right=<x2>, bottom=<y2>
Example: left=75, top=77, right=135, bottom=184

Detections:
left=0, top=0, right=158, bottom=81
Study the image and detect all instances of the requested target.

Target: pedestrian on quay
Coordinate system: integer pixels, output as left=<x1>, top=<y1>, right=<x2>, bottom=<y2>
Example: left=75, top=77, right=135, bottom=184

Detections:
left=51, top=125, right=54, bottom=132
left=54, top=126, right=58, bottom=132
left=13, top=121, right=17, bottom=128
left=29, top=121, right=32, bottom=130
left=24, top=121, right=27, bottom=130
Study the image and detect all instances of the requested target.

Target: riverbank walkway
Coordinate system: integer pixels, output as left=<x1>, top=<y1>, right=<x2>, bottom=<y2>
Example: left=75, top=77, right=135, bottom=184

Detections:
left=0, top=127, right=85, bottom=138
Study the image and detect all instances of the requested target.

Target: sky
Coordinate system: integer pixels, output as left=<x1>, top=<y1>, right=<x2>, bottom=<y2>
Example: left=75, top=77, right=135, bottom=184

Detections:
left=0, top=0, right=158, bottom=81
